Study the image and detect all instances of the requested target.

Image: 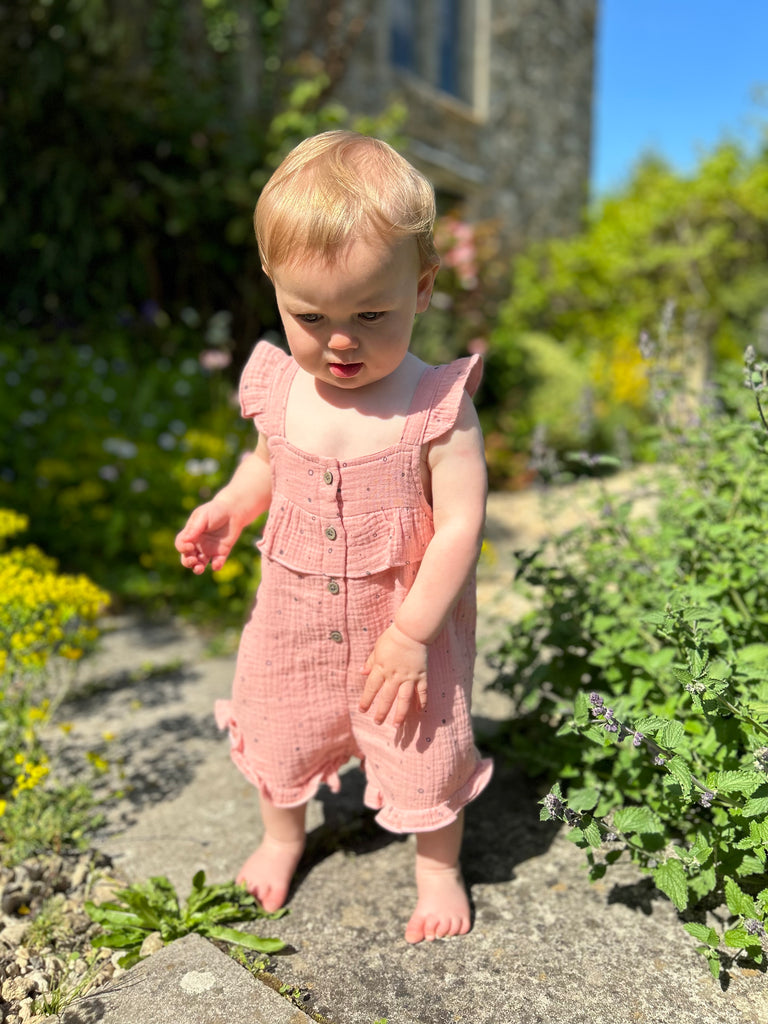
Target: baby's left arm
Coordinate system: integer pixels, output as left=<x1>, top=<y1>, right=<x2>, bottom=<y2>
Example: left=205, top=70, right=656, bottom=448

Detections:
left=359, top=392, right=487, bottom=725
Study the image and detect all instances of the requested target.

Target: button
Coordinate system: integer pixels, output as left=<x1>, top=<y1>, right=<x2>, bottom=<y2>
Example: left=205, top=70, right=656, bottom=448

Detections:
left=329, top=630, right=343, bottom=643
left=325, top=526, right=337, bottom=540
left=323, top=470, right=334, bottom=485
left=328, top=580, right=340, bottom=595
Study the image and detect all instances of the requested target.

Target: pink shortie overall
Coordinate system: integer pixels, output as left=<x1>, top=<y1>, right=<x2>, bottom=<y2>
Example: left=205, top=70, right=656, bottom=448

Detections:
left=215, top=341, right=493, bottom=833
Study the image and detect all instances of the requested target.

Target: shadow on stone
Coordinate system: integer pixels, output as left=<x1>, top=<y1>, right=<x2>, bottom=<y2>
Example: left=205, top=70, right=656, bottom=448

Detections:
left=62, top=661, right=195, bottom=710
left=299, top=769, right=409, bottom=882
left=291, top=749, right=556, bottom=895
left=607, top=875, right=659, bottom=916
left=462, top=757, right=556, bottom=887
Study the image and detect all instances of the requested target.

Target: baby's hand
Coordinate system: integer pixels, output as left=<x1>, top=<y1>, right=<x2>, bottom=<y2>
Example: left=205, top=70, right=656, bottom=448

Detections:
left=360, top=624, right=428, bottom=727
left=174, top=500, right=242, bottom=575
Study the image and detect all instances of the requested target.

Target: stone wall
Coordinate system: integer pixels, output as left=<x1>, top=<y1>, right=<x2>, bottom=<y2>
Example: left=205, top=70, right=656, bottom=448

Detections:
left=288, top=0, right=597, bottom=249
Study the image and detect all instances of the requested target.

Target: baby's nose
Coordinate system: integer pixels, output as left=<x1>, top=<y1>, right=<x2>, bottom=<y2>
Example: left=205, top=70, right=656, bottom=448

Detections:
left=328, top=329, right=358, bottom=350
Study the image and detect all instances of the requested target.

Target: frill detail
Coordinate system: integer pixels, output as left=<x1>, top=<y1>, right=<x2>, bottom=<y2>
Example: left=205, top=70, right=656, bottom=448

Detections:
left=239, top=341, right=292, bottom=433
left=364, top=755, right=494, bottom=834
left=257, top=499, right=433, bottom=576
left=215, top=699, right=346, bottom=806
left=419, top=354, right=483, bottom=445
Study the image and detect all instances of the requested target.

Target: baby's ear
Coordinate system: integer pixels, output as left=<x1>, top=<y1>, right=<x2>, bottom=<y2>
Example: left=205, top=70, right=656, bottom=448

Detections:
left=261, top=264, right=273, bottom=282
left=416, top=262, right=439, bottom=313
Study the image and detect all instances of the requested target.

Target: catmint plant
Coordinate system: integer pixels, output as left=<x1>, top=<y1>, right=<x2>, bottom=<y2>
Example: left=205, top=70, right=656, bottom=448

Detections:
left=495, top=334, right=768, bottom=978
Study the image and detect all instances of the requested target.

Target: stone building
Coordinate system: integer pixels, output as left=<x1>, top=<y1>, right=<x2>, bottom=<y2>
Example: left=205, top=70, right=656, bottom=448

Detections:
left=287, top=0, right=597, bottom=249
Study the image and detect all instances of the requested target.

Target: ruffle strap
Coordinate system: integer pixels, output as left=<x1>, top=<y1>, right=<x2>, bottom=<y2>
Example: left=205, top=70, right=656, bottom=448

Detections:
left=404, top=354, right=483, bottom=446
left=239, top=340, right=294, bottom=434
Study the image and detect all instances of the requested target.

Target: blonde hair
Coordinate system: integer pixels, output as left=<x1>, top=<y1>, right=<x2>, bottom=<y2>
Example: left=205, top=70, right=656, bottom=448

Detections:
left=255, top=130, right=439, bottom=277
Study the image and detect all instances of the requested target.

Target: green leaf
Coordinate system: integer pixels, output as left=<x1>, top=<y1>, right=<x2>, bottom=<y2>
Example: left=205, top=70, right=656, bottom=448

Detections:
left=202, top=924, right=285, bottom=953
left=724, top=877, right=758, bottom=918
left=84, top=902, right=146, bottom=929
left=659, top=720, right=685, bottom=750
left=707, top=953, right=721, bottom=981
left=743, top=784, right=768, bottom=818
left=633, top=715, right=668, bottom=736
left=689, top=833, right=714, bottom=866
left=653, top=859, right=689, bottom=911
left=736, top=643, right=768, bottom=666
left=713, top=770, right=761, bottom=795
left=724, top=927, right=762, bottom=952
left=665, top=757, right=693, bottom=798
left=573, top=690, right=591, bottom=727
left=566, top=787, right=600, bottom=813
left=582, top=820, right=604, bottom=848
left=91, top=929, right=148, bottom=951
left=613, top=806, right=664, bottom=834
left=684, top=922, right=719, bottom=948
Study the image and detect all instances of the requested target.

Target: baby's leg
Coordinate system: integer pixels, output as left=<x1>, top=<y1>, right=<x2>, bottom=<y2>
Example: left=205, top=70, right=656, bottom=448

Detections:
left=237, top=794, right=307, bottom=912
left=405, top=811, right=470, bottom=944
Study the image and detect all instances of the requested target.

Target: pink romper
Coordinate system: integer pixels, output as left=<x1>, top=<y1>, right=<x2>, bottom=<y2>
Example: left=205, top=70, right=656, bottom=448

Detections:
left=215, top=341, right=493, bottom=833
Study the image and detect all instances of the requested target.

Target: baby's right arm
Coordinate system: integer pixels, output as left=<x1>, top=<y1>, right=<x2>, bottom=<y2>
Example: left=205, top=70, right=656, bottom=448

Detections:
left=175, top=433, right=271, bottom=575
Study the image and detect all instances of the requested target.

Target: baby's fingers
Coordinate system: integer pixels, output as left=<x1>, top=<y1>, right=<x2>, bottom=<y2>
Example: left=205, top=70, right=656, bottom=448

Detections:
left=391, top=683, right=417, bottom=727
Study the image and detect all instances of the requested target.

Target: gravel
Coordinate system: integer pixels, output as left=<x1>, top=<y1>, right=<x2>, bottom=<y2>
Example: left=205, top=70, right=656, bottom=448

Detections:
left=0, top=851, right=128, bottom=1024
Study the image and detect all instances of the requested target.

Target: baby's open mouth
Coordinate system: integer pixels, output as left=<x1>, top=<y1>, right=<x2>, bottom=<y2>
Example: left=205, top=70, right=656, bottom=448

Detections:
left=329, top=362, right=363, bottom=378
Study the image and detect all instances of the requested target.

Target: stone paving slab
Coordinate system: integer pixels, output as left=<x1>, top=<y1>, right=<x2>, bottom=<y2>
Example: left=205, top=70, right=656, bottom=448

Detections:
left=44, top=932, right=307, bottom=1024
left=50, top=486, right=766, bottom=1024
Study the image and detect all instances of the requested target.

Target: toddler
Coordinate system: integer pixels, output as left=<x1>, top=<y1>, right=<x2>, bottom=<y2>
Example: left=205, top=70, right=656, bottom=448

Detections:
left=175, top=130, right=492, bottom=944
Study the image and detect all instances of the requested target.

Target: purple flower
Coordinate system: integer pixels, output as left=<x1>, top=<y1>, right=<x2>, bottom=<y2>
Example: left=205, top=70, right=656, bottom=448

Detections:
left=699, top=790, right=715, bottom=809
left=745, top=919, right=766, bottom=938
left=638, top=331, right=656, bottom=360
left=543, top=793, right=564, bottom=819
left=653, top=755, right=666, bottom=767
left=632, top=731, right=644, bottom=747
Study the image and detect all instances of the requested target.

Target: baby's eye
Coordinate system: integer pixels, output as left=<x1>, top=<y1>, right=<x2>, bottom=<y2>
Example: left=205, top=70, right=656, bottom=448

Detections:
left=358, top=311, right=384, bottom=322
left=297, top=313, right=322, bottom=324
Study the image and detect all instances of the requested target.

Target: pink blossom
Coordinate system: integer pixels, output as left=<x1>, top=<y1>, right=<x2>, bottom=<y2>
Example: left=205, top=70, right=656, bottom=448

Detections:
left=199, top=349, right=232, bottom=371
left=467, top=337, right=488, bottom=356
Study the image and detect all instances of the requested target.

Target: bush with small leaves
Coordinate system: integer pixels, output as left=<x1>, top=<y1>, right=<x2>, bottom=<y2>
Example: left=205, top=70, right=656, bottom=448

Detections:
left=492, top=339, right=768, bottom=978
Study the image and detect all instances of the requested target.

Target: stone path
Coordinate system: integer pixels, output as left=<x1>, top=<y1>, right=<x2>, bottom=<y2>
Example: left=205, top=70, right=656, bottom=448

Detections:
left=45, top=479, right=765, bottom=1023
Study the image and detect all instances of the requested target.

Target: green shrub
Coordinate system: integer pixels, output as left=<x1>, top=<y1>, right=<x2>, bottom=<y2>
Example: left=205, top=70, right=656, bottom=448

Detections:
left=490, top=345, right=768, bottom=977
left=487, top=143, right=768, bottom=467
left=0, top=324, right=262, bottom=619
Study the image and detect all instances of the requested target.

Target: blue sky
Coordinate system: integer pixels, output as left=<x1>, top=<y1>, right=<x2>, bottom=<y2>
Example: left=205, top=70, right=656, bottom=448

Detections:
left=592, top=0, right=768, bottom=195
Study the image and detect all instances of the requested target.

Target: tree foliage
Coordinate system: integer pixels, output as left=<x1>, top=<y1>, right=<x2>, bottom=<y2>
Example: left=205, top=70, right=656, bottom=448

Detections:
left=485, top=143, right=768, bottom=468
left=0, top=0, right=376, bottom=344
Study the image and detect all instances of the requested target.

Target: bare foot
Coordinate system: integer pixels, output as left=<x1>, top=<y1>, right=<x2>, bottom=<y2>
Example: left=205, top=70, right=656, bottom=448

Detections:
left=236, top=834, right=305, bottom=913
left=404, top=864, right=471, bottom=944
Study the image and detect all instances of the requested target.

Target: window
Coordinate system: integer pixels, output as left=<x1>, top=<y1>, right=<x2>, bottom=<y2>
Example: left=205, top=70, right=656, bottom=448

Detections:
left=389, top=0, right=486, bottom=109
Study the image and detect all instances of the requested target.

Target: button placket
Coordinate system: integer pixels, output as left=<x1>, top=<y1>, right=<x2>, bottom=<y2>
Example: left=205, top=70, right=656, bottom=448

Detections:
left=320, top=462, right=346, bottom=647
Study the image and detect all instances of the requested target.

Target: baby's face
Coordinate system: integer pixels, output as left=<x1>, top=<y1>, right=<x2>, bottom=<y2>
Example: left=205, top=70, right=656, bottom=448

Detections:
left=271, top=235, right=437, bottom=391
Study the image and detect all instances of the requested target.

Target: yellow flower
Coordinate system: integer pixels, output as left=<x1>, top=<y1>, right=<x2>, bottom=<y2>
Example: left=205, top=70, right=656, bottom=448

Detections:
left=86, top=751, right=110, bottom=774
left=0, top=799, right=6, bottom=817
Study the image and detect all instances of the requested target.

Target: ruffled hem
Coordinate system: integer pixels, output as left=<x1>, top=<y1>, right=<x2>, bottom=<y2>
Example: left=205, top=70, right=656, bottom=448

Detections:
left=364, top=755, right=494, bottom=834
left=215, top=699, right=349, bottom=806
